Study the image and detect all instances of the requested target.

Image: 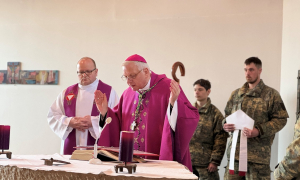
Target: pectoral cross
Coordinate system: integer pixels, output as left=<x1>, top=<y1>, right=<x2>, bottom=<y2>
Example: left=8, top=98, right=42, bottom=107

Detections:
left=130, top=121, right=136, bottom=131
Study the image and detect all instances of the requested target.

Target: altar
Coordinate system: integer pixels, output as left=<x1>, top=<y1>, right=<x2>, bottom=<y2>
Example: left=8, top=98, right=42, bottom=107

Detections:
left=0, top=154, right=197, bottom=180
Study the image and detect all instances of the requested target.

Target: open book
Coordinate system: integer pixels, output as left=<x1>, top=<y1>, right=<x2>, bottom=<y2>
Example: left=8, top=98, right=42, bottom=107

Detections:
left=74, top=146, right=159, bottom=157
left=71, top=146, right=159, bottom=163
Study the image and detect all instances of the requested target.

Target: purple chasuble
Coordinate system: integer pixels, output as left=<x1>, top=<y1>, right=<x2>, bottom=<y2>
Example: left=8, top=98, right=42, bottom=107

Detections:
left=63, top=80, right=111, bottom=155
left=99, top=72, right=199, bottom=171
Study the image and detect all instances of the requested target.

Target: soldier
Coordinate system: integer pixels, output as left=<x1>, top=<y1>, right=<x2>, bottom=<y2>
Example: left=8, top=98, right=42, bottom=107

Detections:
left=223, top=57, right=289, bottom=179
left=189, top=79, right=228, bottom=180
left=274, top=115, right=300, bottom=180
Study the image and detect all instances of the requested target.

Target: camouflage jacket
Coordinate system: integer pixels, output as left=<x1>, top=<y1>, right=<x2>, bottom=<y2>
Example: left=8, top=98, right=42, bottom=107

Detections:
left=274, top=116, right=300, bottom=180
left=189, top=98, right=228, bottom=167
left=223, top=80, right=288, bottom=165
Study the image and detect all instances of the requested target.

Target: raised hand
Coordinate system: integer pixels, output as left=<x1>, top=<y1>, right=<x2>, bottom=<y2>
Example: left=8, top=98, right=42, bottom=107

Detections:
left=94, top=90, right=108, bottom=116
left=169, top=80, right=180, bottom=106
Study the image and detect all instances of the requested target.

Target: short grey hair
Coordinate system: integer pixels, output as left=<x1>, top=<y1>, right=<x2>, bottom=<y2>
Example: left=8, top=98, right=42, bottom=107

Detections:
left=122, top=61, right=150, bottom=71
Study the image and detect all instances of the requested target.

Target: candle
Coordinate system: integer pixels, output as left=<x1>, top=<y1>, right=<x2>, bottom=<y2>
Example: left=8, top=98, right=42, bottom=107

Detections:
left=0, top=125, right=10, bottom=150
left=118, top=131, right=134, bottom=163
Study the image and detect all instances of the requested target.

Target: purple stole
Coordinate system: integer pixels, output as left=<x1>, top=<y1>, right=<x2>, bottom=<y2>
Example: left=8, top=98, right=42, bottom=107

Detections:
left=63, top=80, right=111, bottom=155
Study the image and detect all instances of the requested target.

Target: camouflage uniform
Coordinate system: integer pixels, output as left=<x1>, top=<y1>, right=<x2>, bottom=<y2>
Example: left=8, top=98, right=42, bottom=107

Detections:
left=274, top=115, right=300, bottom=180
left=223, top=80, right=289, bottom=180
left=190, top=98, right=228, bottom=180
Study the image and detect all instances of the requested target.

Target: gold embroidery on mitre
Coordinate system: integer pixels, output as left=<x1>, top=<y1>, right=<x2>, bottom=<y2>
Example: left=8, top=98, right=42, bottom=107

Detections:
left=132, top=112, right=134, bottom=117
left=142, top=124, right=145, bottom=130
left=134, top=100, right=137, bottom=104
left=141, top=138, right=144, bottom=143
left=145, top=99, right=149, bottom=104
left=134, top=138, right=138, bottom=143
left=143, top=112, right=147, bottom=116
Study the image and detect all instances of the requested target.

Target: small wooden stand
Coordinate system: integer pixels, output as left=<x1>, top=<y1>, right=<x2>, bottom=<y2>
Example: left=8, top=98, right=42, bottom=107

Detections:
left=114, top=162, right=137, bottom=174
left=0, top=150, right=12, bottom=159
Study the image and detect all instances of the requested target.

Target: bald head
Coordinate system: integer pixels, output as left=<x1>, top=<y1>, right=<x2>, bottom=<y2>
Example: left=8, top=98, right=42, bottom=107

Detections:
left=78, top=57, right=96, bottom=69
left=77, top=57, right=98, bottom=86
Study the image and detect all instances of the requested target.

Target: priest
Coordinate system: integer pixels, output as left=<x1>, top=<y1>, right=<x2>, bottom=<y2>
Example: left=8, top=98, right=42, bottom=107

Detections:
left=47, top=57, right=119, bottom=155
left=94, top=54, right=199, bottom=171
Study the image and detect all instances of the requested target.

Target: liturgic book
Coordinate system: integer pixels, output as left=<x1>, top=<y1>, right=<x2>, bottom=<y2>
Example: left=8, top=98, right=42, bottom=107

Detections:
left=71, top=146, right=159, bottom=163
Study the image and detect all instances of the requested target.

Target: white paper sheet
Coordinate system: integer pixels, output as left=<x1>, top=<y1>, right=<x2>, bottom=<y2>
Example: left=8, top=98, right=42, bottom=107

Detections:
left=226, top=110, right=254, bottom=130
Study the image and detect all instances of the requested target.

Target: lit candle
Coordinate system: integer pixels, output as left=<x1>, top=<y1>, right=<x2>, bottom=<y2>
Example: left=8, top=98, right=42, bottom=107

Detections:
left=0, top=125, right=10, bottom=151
left=118, top=131, right=134, bottom=163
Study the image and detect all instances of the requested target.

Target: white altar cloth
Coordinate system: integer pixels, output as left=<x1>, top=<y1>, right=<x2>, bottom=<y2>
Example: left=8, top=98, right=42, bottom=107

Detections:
left=0, top=154, right=197, bottom=179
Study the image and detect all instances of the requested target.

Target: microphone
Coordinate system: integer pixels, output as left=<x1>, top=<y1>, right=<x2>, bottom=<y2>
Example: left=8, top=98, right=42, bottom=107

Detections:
left=89, top=117, right=112, bottom=164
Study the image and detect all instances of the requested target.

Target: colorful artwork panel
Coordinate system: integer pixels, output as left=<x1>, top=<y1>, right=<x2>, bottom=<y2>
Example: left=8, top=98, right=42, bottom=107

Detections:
left=18, top=71, right=37, bottom=84
left=35, top=70, right=59, bottom=85
left=7, top=62, right=21, bottom=84
left=0, top=62, right=59, bottom=85
left=0, top=70, right=7, bottom=84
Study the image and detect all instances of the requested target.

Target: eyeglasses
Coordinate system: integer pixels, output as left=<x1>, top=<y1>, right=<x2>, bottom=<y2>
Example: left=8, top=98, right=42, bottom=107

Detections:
left=77, top=68, right=96, bottom=76
left=121, top=69, right=143, bottom=81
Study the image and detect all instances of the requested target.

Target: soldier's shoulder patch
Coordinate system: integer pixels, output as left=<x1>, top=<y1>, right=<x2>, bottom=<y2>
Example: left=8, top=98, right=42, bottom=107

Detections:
left=280, top=103, right=286, bottom=111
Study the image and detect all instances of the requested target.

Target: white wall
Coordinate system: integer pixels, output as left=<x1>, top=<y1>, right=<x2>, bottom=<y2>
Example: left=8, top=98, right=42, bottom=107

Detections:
left=278, top=0, right=300, bottom=161
left=0, top=0, right=283, bottom=177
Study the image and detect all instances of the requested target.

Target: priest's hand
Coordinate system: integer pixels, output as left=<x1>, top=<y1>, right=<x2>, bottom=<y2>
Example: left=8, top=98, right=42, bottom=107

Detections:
left=169, top=80, right=180, bottom=106
left=69, top=117, right=90, bottom=132
left=94, top=90, right=108, bottom=116
left=83, top=115, right=92, bottom=128
left=243, top=127, right=259, bottom=138
left=223, top=123, right=235, bottom=132
left=207, top=163, right=218, bottom=172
